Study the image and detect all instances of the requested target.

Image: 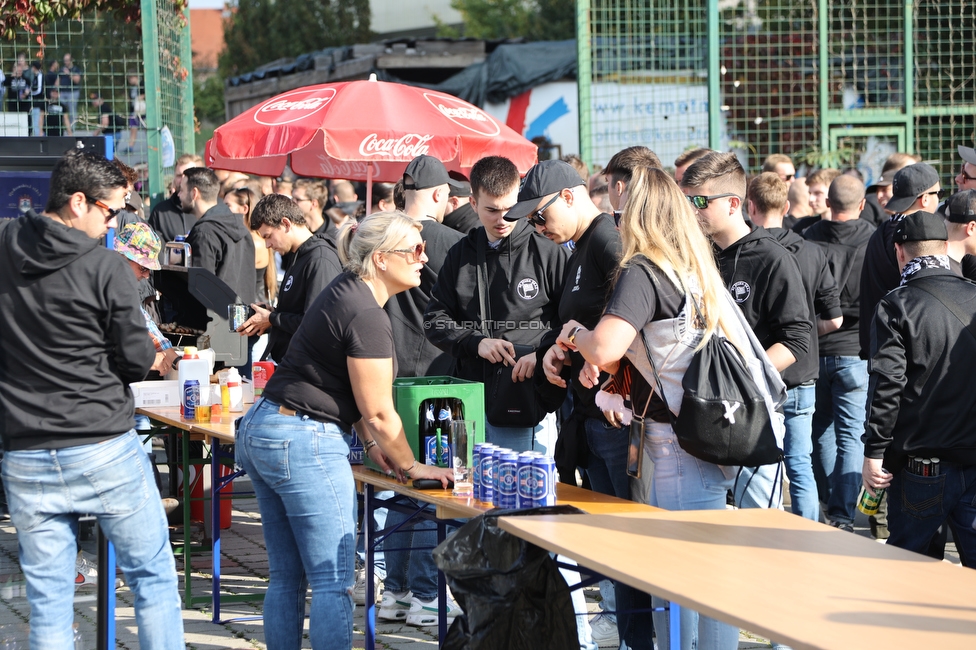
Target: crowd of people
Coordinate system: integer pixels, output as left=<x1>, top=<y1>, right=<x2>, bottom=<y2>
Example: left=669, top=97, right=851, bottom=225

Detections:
left=2, top=134, right=976, bottom=650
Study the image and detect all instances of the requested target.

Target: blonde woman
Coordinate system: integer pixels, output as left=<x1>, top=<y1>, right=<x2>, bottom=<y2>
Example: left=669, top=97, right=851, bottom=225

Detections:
left=556, top=168, right=763, bottom=650
left=235, top=211, right=453, bottom=650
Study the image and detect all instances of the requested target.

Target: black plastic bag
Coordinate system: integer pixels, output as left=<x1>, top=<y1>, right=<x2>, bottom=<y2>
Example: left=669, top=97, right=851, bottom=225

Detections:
left=433, top=506, right=583, bottom=650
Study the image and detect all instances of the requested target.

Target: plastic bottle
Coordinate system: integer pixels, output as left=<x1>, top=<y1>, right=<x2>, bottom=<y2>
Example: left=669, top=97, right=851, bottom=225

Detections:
left=227, top=367, right=244, bottom=412
left=178, top=346, right=211, bottom=419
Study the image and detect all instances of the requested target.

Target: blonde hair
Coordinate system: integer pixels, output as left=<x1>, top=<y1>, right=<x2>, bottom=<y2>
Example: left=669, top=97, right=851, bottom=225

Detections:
left=337, top=211, right=422, bottom=279
left=618, top=167, right=736, bottom=348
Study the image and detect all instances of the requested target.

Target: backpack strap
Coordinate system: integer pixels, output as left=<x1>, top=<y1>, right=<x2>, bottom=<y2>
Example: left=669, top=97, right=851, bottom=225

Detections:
left=637, top=321, right=678, bottom=428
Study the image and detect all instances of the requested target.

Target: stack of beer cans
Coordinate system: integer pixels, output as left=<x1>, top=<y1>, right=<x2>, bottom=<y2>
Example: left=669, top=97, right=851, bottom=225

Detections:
left=472, top=443, right=556, bottom=508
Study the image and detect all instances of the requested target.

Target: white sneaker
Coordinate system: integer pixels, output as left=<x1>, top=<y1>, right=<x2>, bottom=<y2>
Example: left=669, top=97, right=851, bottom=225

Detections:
left=589, top=613, right=620, bottom=647
left=74, top=552, right=124, bottom=589
left=405, top=594, right=462, bottom=627
left=353, top=566, right=382, bottom=605
left=378, top=590, right=411, bottom=621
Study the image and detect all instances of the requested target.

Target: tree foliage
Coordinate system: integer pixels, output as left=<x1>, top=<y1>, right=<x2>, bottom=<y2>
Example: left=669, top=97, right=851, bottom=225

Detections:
left=447, top=0, right=575, bottom=41
left=219, top=0, right=371, bottom=77
left=193, top=74, right=225, bottom=123
left=0, top=0, right=188, bottom=40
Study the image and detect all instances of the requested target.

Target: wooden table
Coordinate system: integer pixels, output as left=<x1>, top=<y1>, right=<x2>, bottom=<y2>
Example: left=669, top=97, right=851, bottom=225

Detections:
left=353, top=465, right=660, bottom=649
left=499, top=507, right=976, bottom=650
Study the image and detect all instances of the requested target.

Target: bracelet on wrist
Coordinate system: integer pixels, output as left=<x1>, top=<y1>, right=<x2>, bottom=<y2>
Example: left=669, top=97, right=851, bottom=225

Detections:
left=363, top=439, right=378, bottom=453
left=402, top=460, right=418, bottom=475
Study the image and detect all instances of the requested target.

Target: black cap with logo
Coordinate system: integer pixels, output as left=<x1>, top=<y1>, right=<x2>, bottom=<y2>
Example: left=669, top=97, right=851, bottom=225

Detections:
left=502, top=160, right=585, bottom=222
left=403, top=155, right=465, bottom=191
left=893, top=211, right=948, bottom=243
left=885, top=163, right=940, bottom=214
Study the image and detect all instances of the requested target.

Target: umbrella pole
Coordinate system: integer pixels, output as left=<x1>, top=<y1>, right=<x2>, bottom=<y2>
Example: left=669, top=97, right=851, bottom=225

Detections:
left=365, top=166, right=373, bottom=217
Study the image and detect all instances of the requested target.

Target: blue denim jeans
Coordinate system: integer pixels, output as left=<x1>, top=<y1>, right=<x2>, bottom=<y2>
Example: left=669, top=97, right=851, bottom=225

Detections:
left=485, top=419, right=551, bottom=455
left=382, top=503, right=439, bottom=601
left=887, top=462, right=976, bottom=567
left=1, top=431, right=183, bottom=650
left=236, top=398, right=357, bottom=650
left=782, top=384, right=818, bottom=520
left=813, top=356, right=868, bottom=525
left=642, top=422, right=740, bottom=650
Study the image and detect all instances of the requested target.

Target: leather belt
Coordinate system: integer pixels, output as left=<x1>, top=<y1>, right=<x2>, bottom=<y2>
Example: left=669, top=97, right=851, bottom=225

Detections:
left=278, top=405, right=297, bottom=417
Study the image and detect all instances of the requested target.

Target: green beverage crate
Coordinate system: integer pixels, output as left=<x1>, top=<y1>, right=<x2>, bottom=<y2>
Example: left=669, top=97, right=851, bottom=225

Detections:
left=364, top=376, right=485, bottom=472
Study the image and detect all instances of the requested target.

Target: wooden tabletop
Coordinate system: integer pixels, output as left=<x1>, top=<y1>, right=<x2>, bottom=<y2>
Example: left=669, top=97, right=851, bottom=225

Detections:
left=352, top=465, right=657, bottom=520
left=499, top=508, right=976, bottom=650
left=137, top=405, right=238, bottom=444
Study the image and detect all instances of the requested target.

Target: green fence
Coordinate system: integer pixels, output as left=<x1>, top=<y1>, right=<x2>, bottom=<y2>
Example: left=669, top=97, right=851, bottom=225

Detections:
left=578, top=0, right=976, bottom=187
left=0, top=2, right=193, bottom=207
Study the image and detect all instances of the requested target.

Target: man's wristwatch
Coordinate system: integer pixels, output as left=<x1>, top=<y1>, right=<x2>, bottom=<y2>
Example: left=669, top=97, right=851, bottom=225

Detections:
left=568, top=326, right=582, bottom=344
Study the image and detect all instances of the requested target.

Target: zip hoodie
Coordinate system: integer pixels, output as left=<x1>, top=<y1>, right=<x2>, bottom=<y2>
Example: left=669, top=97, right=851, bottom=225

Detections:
left=0, top=210, right=154, bottom=450
left=424, top=219, right=568, bottom=382
left=767, top=227, right=842, bottom=386
left=802, top=218, right=876, bottom=357
left=267, top=235, right=342, bottom=362
left=714, top=226, right=812, bottom=369
left=187, top=202, right=256, bottom=304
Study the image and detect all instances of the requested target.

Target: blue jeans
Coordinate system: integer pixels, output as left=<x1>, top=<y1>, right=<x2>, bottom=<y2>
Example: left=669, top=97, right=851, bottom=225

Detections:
left=642, top=422, right=740, bottom=650
left=236, top=398, right=356, bottom=650
left=382, top=503, right=438, bottom=601
left=486, top=420, right=551, bottom=455
left=1, top=431, right=183, bottom=650
left=887, top=462, right=976, bottom=567
left=813, top=356, right=868, bottom=525
left=782, top=384, right=818, bottom=520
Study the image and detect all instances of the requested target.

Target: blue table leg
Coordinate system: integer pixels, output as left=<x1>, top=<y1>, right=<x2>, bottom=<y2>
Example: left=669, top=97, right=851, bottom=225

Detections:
left=212, top=439, right=222, bottom=624
left=364, top=484, right=376, bottom=650
left=437, top=519, right=447, bottom=644
left=95, top=528, right=116, bottom=650
left=670, top=601, right=681, bottom=650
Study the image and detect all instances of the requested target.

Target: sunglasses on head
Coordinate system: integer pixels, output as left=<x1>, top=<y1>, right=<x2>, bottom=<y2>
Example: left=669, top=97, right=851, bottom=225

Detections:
left=686, top=193, right=740, bottom=210
left=528, top=193, right=562, bottom=227
left=85, top=195, right=123, bottom=220
left=385, top=241, right=426, bottom=263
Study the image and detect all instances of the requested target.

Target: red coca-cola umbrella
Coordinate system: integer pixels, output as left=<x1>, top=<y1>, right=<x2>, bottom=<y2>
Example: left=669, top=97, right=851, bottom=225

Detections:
left=206, top=75, right=538, bottom=209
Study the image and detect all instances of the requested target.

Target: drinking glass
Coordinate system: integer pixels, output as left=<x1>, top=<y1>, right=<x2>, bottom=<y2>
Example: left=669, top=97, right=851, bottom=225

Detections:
left=450, top=421, right=475, bottom=497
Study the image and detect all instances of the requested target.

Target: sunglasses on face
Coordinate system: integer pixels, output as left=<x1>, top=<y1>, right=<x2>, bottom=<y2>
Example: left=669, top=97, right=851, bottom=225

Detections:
left=385, top=241, right=426, bottom=264
left=921, top=189, right=947, bottom=199
left=85, top=196, right=123, bottom=221
left=686, top=193, right=740, bottom=210
left=528, top=193, right=561, bottom=227
left=958, top=168, right=976, bottom=182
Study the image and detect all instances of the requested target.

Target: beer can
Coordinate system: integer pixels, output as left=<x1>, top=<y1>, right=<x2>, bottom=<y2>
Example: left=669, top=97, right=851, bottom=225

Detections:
left=532, top=455, right=557, bottom=507
left=857, top=485, right=884, bottom=516
left=480, top=445, right=496, bottom=504
left=930, top=457, right=940, bottom=477
left=472, top=443, right=486, bottom=501
left=183, top=379, right=199, bottom=421
left=497, top=451, right=519, bottom=509
left=922, top=459, right=931, bottom=476
left=516, top=452, right=537, bottom=508
left=491, top=447, right=509, bottom=507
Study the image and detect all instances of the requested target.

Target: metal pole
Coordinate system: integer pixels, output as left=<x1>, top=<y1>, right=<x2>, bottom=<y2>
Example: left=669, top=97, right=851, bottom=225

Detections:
left=707, top=0, right=722, bottom=150
left=818, top=0, right=829, bottom=158
left=95, top=526, right=115, bottom=650
left=576, top=0, right=592, bottom=163
left=903, top=0, right=914, bottom=153
left=140, top=0, right=164, bottom=210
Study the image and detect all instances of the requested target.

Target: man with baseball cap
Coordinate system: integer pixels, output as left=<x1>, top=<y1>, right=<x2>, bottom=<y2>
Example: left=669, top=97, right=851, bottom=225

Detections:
left=862, top=210, right=976, bottom=567
left=956, top=144, right=976, bottom=192
left=502, top=158, right=587, bottom=233
left=858, top=162, right=942, bottom=358
left=942, top=189, right=976, bottom=280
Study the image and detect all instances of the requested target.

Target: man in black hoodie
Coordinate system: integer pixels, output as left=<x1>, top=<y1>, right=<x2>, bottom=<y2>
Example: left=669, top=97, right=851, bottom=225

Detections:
left=0, top=151, right=184, bottom=648
left=748, top=172, right=843, bottom=522
left=681, top=152, right=812, bottom=510
left=148, top=153, right=202, bottom=258
left=236, top=194, right=342, bottom=362
left=182, top=166, right=256, bottom=306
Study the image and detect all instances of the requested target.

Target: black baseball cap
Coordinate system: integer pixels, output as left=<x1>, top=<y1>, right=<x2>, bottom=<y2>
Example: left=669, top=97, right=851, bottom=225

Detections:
left=885, top=163, right=941, bottom=214
left=959, top=144, right=976, bottom=167
left=502, top=160, right=585, bottom=222
left=403, top=155, right=464, bottom=191
left=944, top=190, right=976, bottom=224
left=893, top=211, right=947, bottom=243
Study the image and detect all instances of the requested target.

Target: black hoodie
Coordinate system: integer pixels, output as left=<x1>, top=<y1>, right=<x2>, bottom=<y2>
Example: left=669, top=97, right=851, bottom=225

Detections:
left=267, top=235, right=342, bottom=362
left=187, top=202, right=256, bottom=304
left=424, top=219, right=568, bottom=382
left=802, top=218, right=876, bottom=357
left=0, top=211, right=155, bottom=450
left=714, top=226, right=812, bottom=368
left=148, top=193, right=197, bottom=258
left=767, top=227, right=842, bottom=386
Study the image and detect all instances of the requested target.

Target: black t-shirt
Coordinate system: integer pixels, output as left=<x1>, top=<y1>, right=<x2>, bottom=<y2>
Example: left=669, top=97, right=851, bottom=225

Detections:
left=100, top=103, right=125, bottom=134
left=263, top=271, right=396, bottom=428
left=604, top=257, right=684, bottom=423
left=44, top=101, right=66, bottom=136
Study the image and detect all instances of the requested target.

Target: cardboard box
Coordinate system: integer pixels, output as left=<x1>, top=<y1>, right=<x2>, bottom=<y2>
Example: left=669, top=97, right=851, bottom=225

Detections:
left=130, top=380, right=180, bottom=407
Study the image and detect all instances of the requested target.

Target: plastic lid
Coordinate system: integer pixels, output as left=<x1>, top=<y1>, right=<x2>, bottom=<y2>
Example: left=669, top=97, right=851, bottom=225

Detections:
left=175, top=235, right=185, bottom=241
left=183, top=346, right=199, bottom=358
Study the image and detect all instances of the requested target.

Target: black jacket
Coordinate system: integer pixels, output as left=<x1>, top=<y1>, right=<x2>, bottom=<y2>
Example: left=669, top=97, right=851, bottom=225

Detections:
left=424, top=219, right=569, bottom=382
left=715, top=226, right=812, bottom=367
left=802, top=218, right=876, bottom=357
left=859, top=194, right=887, bottom=227
left=443, top=203, right=481, bottom=235
left=187, top=202, right=256, bottom=304
left=858, top=214, right=905, bottom=359
left=148, top=193, right=197, bottom=260
left=386, top=219, right=464, bottom=377
left=267, top=235, right=342, bottom=362
left=0, top=211, right=154, bottom=450
left=768, top=227, right=842, bottom=386
left=864, top=268, right=976, bottom=470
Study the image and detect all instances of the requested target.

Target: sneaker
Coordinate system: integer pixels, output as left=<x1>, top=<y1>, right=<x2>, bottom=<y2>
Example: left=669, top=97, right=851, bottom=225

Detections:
left=75, top=551, right=125, bottom=589
left=378, top=590, right=411, bottom=621
left=829, top=520, right=854, bottom=533
left=405, top=595, right=461, bottom=627
left=353, top=566, right=382, bottom=605
left=589, top=613, right=620, bottom=648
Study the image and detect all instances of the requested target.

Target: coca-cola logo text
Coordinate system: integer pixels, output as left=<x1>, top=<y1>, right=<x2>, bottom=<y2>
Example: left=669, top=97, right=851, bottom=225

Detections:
left=358, top=133, right=434, bottom=159
left=423, top=92, right=500, bottom=137
left=254, top=88, right=336, bottom=126
left=311, top=156, right=380, bottom=179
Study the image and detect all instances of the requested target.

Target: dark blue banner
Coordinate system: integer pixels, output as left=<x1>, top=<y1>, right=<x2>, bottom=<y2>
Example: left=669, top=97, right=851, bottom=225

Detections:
left=0, top=171, right=51, bottom=220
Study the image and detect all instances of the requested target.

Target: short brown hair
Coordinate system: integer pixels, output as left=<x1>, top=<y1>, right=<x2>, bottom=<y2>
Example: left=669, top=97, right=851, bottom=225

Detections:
left=183, top=167, right=219, bottom=203
left=761, top=153, right=793, bottom=172
left=680, top=151, right=747, bottom=197
left=294, top=178, right=328, bottom=207
left=674, top=147, right=712, bottom=169
left=602, top=146, right=663, bottom=185
left=250, top=193, right=307, bottom=229
left=470, top=156, right=520, bottom=198
left=175, top=153, right=203, bottom=168
left=806, top=168, right=841, bottom=189
left=748, top=172, right=788, bottom=215
left=561, top=154, right=589, bottom=182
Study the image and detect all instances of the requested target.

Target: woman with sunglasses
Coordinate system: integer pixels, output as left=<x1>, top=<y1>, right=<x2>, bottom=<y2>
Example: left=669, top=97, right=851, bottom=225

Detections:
left=556, top=168, right=764, bottom=650
left=235, top=211, right=452, bottom=650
